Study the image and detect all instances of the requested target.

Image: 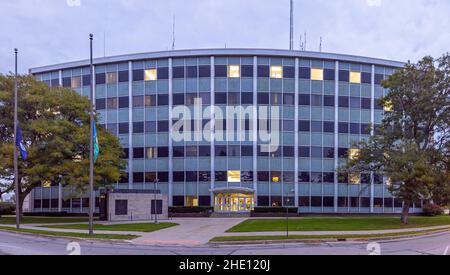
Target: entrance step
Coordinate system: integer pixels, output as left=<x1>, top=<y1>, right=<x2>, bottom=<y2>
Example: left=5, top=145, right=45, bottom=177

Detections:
left=210, top=212, right=251, bottom=218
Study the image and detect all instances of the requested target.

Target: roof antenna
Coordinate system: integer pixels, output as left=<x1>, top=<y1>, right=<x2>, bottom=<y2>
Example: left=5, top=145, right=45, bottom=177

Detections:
left=172, top=15, right=176, bottom=51
left=289, top=0, right=294, bottom=50
left=103, top=32, right=106, bottom=57
left=304, top=32, right=307, bottom=51
left=319, top=37, right=323, bottom=52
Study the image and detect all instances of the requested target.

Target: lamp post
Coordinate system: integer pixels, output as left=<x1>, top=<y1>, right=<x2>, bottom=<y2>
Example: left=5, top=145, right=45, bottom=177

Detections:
left=153, top=178, right=159, bottom=224
left=286, top=189, right=295, bottom=238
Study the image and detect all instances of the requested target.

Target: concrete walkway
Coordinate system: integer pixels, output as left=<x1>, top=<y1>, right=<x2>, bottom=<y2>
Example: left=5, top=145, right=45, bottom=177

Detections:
left=219, top=224, right=450, bottom=237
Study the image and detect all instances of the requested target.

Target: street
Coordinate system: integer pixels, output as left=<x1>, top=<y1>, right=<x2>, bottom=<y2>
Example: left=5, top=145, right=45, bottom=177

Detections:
left=0, top=230, right=449, bottom=255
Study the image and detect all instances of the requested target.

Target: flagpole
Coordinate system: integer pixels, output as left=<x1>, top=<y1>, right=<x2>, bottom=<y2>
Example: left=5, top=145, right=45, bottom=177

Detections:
left=13, top=48, right=20, bottom=229
left=89, top=34, right=94, bottom=235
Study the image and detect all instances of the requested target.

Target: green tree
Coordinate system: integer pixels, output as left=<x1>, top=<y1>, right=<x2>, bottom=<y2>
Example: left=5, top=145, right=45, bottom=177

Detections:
left=342, top=54, right=450, bottom=224
left=0, top=75, right=126, bottom=218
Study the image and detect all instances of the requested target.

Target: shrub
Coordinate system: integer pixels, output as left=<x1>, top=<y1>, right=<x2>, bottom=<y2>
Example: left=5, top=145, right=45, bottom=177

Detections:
left=422, top=204, right=444, bottom=216
left=0, top=202, right=15, bottom=215
left=169, top=206, right=213, bottom=214
left=252, top=207, right=298, bottom=214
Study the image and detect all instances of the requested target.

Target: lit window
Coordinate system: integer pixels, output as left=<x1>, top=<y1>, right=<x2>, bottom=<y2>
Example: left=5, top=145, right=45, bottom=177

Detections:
left=384, top=100, right=393, bottom=112
left=144, top=69, right=157, bottom=81
left=349, top=148, right=360, bottom=160
left=106, top=72, right=117, bottom=84
left=146, top=147, right=157, bottom=159
left=270, top=66, right=283, bottom=79
left=311, top=68, right=324, bottom=81
left=272, top=176, right=280, bottom=183
left=350, top=71, right=361, bottom=84
left=349, top=173, right=360, bottom=184
left=185, top=196, right=198, bottom=207
left=228, top=65, right=240, bottom=78
left=71, top=76, right=81, bottom=88
left=228, top=170, right=241, bottom=183
left=42, top=181, right=51, bottom=188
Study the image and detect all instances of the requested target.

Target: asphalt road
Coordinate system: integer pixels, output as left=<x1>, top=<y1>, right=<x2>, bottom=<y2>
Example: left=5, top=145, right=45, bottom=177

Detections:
left=0, top=230, right=449, bottom=255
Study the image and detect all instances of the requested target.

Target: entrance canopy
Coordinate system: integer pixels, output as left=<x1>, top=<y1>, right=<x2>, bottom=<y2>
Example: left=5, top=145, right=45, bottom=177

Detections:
left=210, top=187, right=255, bottom=194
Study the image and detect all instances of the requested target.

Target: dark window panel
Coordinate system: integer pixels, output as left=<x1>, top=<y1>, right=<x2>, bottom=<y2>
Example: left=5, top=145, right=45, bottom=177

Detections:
left=299, top=146, right=310, bottom=157
left=241, top=65, right=254, bottom=77
left=118, top=96, right=129, bottom=108
left=324, top=95, right=334, bottom=107
left=133, top=122, right=144, bottom=133
left=198, top=65, right=211, bottom=77
left=241, top=145, right=253, bottom=157
left=323, top=172, right=334, bottom=183
left=311, top=95, right=322, bottom=106
left=299, top=67, right=310, bottom=79
left=133, top=172, right=144, bottom=183
left=257, top=93, right=269, bottom=104
left=324, top=69, right=335, bottom=81
left=361, top=123, right=371, bottom=135
left=215, top=171, right=227, bottom=182
left=299, top=172, right=310, bottom=183
left=172, top=196, right=184, bottom=206
left=338, top=148, right=349, bottom=158
left=158, top=171, right=169, bottom=182
left=338, top=96, right=349, bottom=108
left=173, top=146, right=184, bottom=157
left=172, top=66, right=185, bottom=79
left=186, top=171, right=198, bottom=182
left=118, top=70, right=129, bottom=82
left=158, top=121, right=169, bottom=132
left=198, top=145, right=211, bottom=157
left=157, top=147, right=168, bottom=158
left=283, top=66, right=295, bottom=78
left=96, top=73, right=106, bottom=85
left=186, top=66, right=198, bottom=78
left=214, top=65, right=227, bottom=77
left=215, top=145, right=227, bottom=157
left=145, top=121, right=156, bottom=133
left=118, top=123, right=129, bottom=134
left=198, top=172, right=211, bottom=182
left=299, top=196, right=310, bottom=206
left=375, top=74, right=384, bottom=85
left=323, top=147, right=334, bottom=158
left=96, top=98, right=106, bottom=110
left=339, top=70, right=349, bottom=82
left=257, top=171, right=270, bottom=182
left=350, top=97, right=361, bottom=109
left=350, top=123, right=360, bottom=134
left=323, top=197, right=334, bottom=207
left=82, top=75, right=91, bottom=86
left=311, top=121, right=322, bottom=133
left=361, top=98, right=371, bottom=109
left=132, top=69, right=144, bottom=81
left=215, top=92, right=227, bottom=104
left=157, top=95, right=169, bottom=106
left=283, top=146, right=294, bottom=157
left=257, top=65, right=270, bottom=77
left=133, top=147, right=144, bottom=159
left=241, top=92, right=253, bottom=105
left=311, top=196, right=322, bottom=207
left=299, top=94, right=310, bottom=106
left=375, top=99, right=384, bottom=110
left=157, top=67, right=169, bottom=79
left=323, top=121, right=335, bottom=133
left=299, top=120, right=310, bottom=132
left=62, top=77, right=71, bottom=87
left=311, top=147, right=322, bottom=158
left=361, top=72, right=372, bottom=84
left=338, top=122, right=349, bottom=134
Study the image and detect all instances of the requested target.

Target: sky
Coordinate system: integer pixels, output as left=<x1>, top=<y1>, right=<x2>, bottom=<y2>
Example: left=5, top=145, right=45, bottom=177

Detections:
left=0, top=0, right=449, bottom=74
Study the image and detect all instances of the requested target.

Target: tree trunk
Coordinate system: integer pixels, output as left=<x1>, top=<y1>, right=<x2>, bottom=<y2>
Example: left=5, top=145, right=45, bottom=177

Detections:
left=18, top=193, right=26, bottom=220
left=401, top=201, right=411, bottom=224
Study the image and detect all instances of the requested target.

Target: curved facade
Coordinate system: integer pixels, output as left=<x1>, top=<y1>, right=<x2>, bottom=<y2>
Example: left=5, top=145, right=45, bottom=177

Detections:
left=29, top=49, right=423, bottom=214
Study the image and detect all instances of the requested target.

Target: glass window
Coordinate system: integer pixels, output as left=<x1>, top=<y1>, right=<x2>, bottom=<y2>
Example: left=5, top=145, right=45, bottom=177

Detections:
left=299, top=120, right=310, bottom=131
left=299, top=146, right=310, bottom=157
left=324, top=69, right=335, bottom=81
left=311, top=68, right=324, bottom=81
left=361, top=123, right=371, bottom=135
left=173, top=67, right=185, bottom=79
left=215, top=93, right=227, bottom=104
left=283, top=94, right=294, bottom=105
left=338, top=122, right=349, bottom=134
left=96, top=98, right=106, bottom=110
left=241, top=92, right=253, bottom=105
left=145, top=121, right=156, bottom=133
left=350, top=71, right=361, bottom=84
left=173, top=146, right=184, bottom=157
left=118, top=96, right=129, bottom=108
left=157, top=67, right=169, bottom=79
left=185, top=146, right=198, bottom=157
left=157, top=95, right=168, bottom=106
left=186, top=171, right=198, bottom=182
left=311, top=95, right=322, bottom=106
left=241, top=145, right=253, bottom=156
left=350, top=97, right=360, bottom=108
left=198, top=145, right=210, bottom=157
left=241, top=65, right=253, bottom=77
left=375, top=74, right=384, bottom=85
left=338, top=96, right=349, bottom=108
left=186, top=66, right=198, bottom=78
left=350, top=123, right=360, bottom=134
left=283, top=146, right=294, bottom=157
left=199, top=171, right=211, bottom=182
left=323, top=121, right=334, bottom=133
left=215, top=171, right=227, bottom=181
left=133, top=96, right=144, bottom=108
left=157, top=147, right=169, bottom=158
left=133, top=173, right=144, bottom=183
left=145, top=95, right=156, bottom=107
left=228, top=65, right=240, bottom=78
left=338, top=148, right=348, bottom=158
left=299, top=172, right=310, bottom=183
left=199, top=65, right=211, bottom=77
left=361, top=98, right=371, bottom=109
left=199, top=92, right=210, bottom=105
left=106, top=72, right=117, bottom=84
left=299, top=94, right=310, bottom=106
left=133, top=147, right=144, bottom=159
left=95, top=73, right=106, bottom=85
left=71, top=76, right=81, bottom=88
left=323, top=147, right=334, bottom=158
left=118, top=70, right=129, bottom=82
left=361, top=72, right=371, bottom=84
left=339, top=70, right=349, bottom=82
left=270, top=66, right=283, bottom=78
left=311, top=147, right=322, bottom=158
left=107, top=97, right=118, bottom=109
left=215, top=146, right=227, bottom=157
left=215, top=65, right=227, bottom=77
left=173, top=94, right=184, bottom=105
left=299, top=67, right=310, bottom=79
left=283, top=66, right=295, bottom=78
left=311, top=172, right=322, bottom=183
left=257, top=65, right=270, bottom=77
left=158, top=121, right=169, bottom=132
left=311, top=121, right=322, bottom=132
left=118, top=123, right=129, bottom=134
left=132, top=69, right=144, bottom=81
left=257, top=93, right=270, bottom=104
left=133, top=122, right=144, bottom=133
left=144, top=69, right=157, bottom=81
left=173, top=171, right=184, bottom=182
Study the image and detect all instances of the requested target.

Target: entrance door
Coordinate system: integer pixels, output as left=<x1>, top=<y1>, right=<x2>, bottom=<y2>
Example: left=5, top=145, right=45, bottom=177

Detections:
left=214, top=193, right=254, bottom=213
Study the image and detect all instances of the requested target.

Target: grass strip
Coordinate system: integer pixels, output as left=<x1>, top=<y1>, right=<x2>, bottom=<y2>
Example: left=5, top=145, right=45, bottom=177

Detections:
left=38, top=222, right=178, bottom=232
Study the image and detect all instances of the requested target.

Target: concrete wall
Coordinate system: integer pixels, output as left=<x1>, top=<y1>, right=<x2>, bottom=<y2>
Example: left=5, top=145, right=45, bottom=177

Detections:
left=107, top=193, right=168, bottom=221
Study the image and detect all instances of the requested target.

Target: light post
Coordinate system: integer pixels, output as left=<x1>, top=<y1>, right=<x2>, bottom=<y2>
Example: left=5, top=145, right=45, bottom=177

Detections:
left=153, top=178, right=159, bottom=224
left=286, top=189, right=295, bottom=238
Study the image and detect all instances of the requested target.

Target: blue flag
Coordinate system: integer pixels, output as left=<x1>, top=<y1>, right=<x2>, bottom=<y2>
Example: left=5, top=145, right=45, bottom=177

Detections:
left=93, top=122, right=99, bottom=162
left=15, top=124, right=27, bottom=161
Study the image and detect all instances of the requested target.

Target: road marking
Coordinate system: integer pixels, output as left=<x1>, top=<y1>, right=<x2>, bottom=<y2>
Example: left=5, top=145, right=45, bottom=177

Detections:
left=444, top=246, right=449, bottom=255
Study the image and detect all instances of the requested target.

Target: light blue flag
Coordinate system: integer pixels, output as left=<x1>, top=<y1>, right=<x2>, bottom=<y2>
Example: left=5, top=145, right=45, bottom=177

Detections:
left=93, top=122, right=99, bottom=162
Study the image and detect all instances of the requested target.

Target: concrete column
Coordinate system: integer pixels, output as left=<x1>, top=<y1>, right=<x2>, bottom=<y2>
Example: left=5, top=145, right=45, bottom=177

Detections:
left=294, top=58, right=299, bottom=208
left=334, top=61, right=339, bottom=213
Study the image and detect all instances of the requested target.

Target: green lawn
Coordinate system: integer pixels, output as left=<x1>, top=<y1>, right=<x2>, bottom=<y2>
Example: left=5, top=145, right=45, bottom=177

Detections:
left=39, top=222, right=178, bottom=232
left=0, top=216, right=92, bottom=225
left=211, top=227, right=450, bottom=243
left=0, top=226, right=138, bottom=240
left=227, top=215, right=450, bottom=232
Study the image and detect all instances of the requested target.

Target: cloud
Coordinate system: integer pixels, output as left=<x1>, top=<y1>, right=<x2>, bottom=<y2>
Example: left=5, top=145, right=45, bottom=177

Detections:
left=366, top=0, right=382, bottom=7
